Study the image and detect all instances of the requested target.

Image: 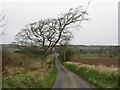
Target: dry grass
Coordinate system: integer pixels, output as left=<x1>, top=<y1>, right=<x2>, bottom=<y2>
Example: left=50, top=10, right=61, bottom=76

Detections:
left=2, top=52, right=42, bottom=79
left=2, top=51, right=57, bottom=88
left=65, top=62, right=118, bottom=75
left=64, top=61, right=119, bottom=88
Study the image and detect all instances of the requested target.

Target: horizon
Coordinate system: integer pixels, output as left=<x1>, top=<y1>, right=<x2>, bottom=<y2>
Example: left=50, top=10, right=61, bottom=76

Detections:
left=1, top=43, right=119, bottom=46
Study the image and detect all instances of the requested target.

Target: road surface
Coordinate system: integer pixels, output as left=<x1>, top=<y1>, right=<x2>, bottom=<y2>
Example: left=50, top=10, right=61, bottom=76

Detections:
left=53, top=58, right=93, bottom=88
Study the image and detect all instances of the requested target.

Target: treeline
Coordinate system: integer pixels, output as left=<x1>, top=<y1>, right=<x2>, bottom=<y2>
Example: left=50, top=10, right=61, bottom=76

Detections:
left=55, top=45, right=119, bottom=62
left=78, top=47, right=118, bottom=56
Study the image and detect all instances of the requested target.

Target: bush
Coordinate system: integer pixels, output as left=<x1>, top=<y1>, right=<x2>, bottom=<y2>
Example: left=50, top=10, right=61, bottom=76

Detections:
left=59, top=48, right=74, bottom=62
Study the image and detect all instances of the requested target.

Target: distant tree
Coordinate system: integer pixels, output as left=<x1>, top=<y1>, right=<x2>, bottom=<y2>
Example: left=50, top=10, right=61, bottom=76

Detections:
left=58, top=30, right=73, bottom=61
left=58, top=47, right=74, bottom=62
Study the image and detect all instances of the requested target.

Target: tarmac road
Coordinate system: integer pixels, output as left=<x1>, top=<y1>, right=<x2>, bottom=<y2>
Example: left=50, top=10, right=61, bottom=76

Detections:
left=53, top=57, right=94, bottom=88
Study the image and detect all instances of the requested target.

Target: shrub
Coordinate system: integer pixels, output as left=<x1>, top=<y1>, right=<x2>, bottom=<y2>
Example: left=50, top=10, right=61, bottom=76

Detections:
left=59, top=48, right=74, bottom=62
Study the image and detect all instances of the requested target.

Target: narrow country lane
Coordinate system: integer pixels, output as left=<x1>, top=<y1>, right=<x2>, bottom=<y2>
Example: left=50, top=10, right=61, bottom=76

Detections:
left=53, top=57, right=94, bottom=88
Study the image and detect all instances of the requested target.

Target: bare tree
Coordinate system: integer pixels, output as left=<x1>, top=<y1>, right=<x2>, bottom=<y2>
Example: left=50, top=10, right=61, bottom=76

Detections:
left=0, top=12, right=6, bottom=37
left=14, top=6, right=88, bottom=55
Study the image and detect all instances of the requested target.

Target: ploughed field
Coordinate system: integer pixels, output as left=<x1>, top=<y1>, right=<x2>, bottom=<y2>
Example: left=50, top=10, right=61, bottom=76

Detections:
left=71, top=58, right=118, bottom=67
left=71, top=54, right=118, bottom=67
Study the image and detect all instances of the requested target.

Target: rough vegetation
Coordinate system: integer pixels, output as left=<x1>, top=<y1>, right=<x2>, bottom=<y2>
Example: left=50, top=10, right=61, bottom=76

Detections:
left=2, top=50, right=57, bottom=88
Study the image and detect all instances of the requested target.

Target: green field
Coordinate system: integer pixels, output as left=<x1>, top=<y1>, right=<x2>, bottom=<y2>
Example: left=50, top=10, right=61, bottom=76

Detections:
left=72, top=53, right=118, bottom=59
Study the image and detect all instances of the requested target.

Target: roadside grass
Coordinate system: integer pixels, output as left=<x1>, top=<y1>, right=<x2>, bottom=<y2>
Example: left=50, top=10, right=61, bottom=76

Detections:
left=3, top=64, right=57, bottom=88
left=38, top=63, right=57, bottom=88
left=72, top=54, right=117, bottom=59
left=63, top=62, right=119, bottom=88
left=2, top=51, right=57, bottom=88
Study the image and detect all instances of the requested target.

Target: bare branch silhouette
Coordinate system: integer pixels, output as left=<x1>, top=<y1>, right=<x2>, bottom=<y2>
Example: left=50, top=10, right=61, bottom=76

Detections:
left=0, top=11, right=7, bottom=37
left=14, top=6, right=89, bottom=55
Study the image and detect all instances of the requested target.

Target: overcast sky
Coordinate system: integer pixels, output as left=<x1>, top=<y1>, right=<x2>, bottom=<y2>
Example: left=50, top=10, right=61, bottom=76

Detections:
left=0, top=0, right=118, bottom=45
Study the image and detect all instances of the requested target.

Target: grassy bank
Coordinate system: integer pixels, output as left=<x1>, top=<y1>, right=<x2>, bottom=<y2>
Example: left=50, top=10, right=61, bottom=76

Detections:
left=2, top=51, right=57, bottom=88
left=63, top=62, right=119, bottom=88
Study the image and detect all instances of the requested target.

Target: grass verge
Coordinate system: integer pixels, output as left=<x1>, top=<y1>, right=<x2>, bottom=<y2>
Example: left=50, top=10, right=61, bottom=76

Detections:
left=63, top=63, right=119, bottom=88
left=38, top=63, right=57, bottom=88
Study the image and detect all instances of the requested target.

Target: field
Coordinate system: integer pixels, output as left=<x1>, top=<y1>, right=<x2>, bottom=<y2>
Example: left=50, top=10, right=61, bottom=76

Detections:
left=71, top=54, right=118, bottom=67
left=2, top=48, right=57, bottom=88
